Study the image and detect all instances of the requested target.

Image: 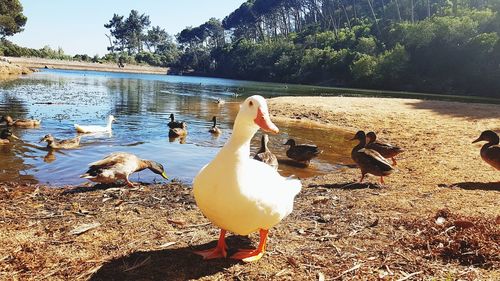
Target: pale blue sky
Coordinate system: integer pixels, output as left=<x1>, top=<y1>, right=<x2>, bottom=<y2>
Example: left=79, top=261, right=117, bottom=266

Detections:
left=11, top=0, right=244, bottom=56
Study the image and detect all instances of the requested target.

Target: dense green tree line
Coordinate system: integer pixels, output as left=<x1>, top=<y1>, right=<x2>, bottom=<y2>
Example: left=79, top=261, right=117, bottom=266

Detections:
left=1, top=0, right=499, bottom=97
left=177, top=0, right=500, bottom=97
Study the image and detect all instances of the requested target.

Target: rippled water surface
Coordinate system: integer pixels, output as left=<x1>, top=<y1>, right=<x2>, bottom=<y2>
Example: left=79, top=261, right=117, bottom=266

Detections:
left=0, top=69, right=353, bottom=186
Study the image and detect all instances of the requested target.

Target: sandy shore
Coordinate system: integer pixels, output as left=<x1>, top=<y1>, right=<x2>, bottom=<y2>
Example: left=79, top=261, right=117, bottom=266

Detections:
left=1, top=97, right=499, bottom=280
left=0, top=60, right=33, bottom=76
left=4, top=56, right=168, bottom=75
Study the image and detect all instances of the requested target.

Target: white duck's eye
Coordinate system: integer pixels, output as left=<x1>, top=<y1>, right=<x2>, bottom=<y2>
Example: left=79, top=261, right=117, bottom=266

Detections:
left=248, top=101, right=254, bottom=107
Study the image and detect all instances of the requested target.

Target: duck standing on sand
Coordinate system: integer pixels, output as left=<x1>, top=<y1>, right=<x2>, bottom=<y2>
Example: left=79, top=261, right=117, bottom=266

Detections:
left=167, top=113, right=184, bottom=129
left=40, top=134, right=81, bottom=149
left=1, top=115, right=41, bottom=128
left=472, top=130, right=500, bottom=171
left=351, top=130, right=394, bottom=184
left=80, top=152, right=168, bottom=187
left=193, top=95, right=301, bottom=262
left=366, top=131, right=404, bottom=165
left=74, top=115, right=115, bottom=133
left=253, top=134, right=278, bottom=170
left=0, top=129, right=20, bottom=145
left=208, top=116, right=221, bottom=135
left=284, top=139, right=321, bottom=165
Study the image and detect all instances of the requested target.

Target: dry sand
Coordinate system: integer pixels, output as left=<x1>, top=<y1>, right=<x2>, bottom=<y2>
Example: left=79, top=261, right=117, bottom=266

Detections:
left=4, top=56, right=168, bottom=75
left=0, top=60, right=33, bottom=76
left=0, top=96, right=499, bottom=280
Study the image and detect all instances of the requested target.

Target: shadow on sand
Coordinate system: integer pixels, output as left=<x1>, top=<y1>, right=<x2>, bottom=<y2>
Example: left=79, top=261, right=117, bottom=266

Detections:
left=60, top=182, right=154, bottom=195
left=90, top=236, right=253, bottom=281
left=309, top=181, right=383, bottom=189
left=449, top=182, right=500, bottom=191
left=407, top=100, right=500, bottom=120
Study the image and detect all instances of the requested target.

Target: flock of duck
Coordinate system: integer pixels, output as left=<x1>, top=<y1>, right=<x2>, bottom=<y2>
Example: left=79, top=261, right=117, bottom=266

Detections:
left=1, top=95, right=499, bottom=262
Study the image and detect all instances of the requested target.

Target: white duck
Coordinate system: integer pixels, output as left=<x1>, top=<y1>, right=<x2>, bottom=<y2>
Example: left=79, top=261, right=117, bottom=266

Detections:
left=74, top=115, right=115, bottom=133
left=193, top=95, right=301, bottom=262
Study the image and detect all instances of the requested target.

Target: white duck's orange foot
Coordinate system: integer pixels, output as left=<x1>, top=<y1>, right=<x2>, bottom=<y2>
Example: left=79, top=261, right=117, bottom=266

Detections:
left=231, top=229, right=268, bottom=262
left=231, top=248, right=265, bottom=262
left=194, top=229, right=227, bottom=260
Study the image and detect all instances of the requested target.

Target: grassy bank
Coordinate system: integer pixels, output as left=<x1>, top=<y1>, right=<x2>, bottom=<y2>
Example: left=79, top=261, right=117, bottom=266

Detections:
left=4, top=56, right=168, bottom=75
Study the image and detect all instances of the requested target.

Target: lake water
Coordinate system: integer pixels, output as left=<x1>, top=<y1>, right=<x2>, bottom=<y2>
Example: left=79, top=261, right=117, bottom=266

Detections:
left=0, top=69, right=353, bottom=186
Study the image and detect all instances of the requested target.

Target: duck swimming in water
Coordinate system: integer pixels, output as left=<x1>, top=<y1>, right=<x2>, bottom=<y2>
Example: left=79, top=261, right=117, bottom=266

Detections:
left=0, top=129, right=19, bottom=145
left=169, top=122, right=188, bottom=138
left=74, top=115, right=115, bottom=133
left=208, top=116, right=222, bottom=135
left=283, top=139, right=321, bottom=165
left=167, top=113, right=184, bottom=129
left=1, top=115, right=41, bottom=128
left=40, top=134, right=81, bottom=149
left=193, top=95, right=301, bottom=262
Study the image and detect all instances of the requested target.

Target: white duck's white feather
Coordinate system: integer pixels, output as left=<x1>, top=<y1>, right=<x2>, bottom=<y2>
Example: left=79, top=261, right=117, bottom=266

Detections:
left=75, top=115, right=115, bottom=133
left=193, top=95, right=301, bottom=235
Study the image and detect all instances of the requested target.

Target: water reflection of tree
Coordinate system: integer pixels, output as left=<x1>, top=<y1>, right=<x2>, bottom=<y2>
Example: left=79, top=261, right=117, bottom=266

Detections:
left=0, top=140, right=37, bottom=183
left=0, top=94, right=28, bottom=118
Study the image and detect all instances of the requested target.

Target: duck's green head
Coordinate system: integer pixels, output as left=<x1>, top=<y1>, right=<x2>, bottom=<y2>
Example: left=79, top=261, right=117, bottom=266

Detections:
left=284, top=139, right=295, bottom=146
left=473, top=130, right=499, bottom=144
left=366, top=131, right=377, bottom=143
left=40, top=134, right=54, bottom=143
left=351, top=130, right=366, bottom=141
left=148, top=161, right=168, bottom=179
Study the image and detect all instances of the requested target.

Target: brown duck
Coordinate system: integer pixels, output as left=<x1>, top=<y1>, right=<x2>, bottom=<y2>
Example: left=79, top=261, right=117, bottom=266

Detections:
left=1, top=115, right=41, bottom=128
left=0, top=129, right=20, bottom=145
left=284, top=139, right=321, bottom=165
left=351, top=131, right=394, bottom=184
left=80, top=152, right=168, bottom=187
left=366, top=131, right=404, bottom=165
left=169, top=122, right=188, bottom=138
left=472, top=130, right=500, bottom=171
left=168, top=113, right=184, bottom=129
left=254, top=134, right=278, bottom=170
left=40, top=134, right=81, bottom=149
left=208, top=116, right=222, bottom=135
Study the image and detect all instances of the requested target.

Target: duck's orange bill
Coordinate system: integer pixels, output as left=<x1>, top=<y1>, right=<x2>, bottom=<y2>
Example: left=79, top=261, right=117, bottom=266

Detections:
left=254, top=107, right=279, bottom=134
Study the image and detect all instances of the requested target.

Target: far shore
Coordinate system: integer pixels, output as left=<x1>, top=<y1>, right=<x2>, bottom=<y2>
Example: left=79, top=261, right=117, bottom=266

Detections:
left=3, top=56, right=169, bottom=75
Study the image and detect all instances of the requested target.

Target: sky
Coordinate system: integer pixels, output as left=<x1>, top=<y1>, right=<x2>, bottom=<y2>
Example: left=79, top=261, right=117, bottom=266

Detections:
left=10, top=0, right=244, bottom=56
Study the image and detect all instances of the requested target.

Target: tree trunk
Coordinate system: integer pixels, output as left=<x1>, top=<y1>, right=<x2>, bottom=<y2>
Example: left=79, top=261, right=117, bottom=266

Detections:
left=367, top=0, right=381, bottom=35
left=394, top=0, right=402, bottom=22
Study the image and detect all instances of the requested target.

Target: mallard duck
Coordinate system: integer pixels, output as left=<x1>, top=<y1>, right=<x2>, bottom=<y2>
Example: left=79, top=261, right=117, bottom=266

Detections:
left=169, top=122, right=188, bottom=138
left=472, top=130, right=500, bottom=171
left=351, top=131, right=394, bottom=184
left=193, top=95, right=301, bottom=262
left=75, top=115, right=115, bottom=133
left=40, top=134, right=81, bottom=149
left=253, top=134, right=278, bottom=170
left=0, top=129, right=19, bottom=145
left=80, top=152, right=168, bottom=187
left=167, top=113, right=184, bottom=129
left=283, top=139, right=321, bottom=165
left=208, top=116, right=222, bottom=135
left=366, top=132, right=404, bottom=165
left=1, top=115, right=41, bottom=128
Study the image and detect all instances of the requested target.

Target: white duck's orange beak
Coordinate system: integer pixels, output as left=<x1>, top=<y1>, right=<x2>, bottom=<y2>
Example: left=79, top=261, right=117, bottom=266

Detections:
left=254, top=107, right=279, bottom=134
